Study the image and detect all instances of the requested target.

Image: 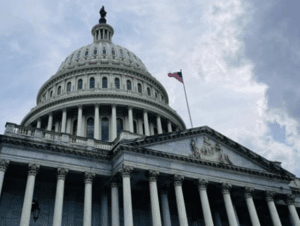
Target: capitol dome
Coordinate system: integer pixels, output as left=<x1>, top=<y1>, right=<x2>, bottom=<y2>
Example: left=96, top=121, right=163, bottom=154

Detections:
left=20, top=9, right=186, bottom=142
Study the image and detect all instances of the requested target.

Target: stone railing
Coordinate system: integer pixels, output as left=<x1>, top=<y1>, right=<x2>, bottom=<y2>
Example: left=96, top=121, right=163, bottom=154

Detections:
left=4, top=122, right=112, bottom=150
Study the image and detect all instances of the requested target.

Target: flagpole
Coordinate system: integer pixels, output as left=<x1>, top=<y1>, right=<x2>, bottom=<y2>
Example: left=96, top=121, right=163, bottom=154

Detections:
left=181, top=69, right=193, bottom=128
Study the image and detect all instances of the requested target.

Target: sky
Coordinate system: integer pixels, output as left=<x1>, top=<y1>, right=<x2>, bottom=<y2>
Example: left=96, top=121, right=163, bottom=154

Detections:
left=1, top=0, right=300, bottom=177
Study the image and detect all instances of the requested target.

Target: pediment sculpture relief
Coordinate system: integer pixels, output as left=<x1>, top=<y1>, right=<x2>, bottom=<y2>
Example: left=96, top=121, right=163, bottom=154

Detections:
left=190, top=136, right=233, bottom=164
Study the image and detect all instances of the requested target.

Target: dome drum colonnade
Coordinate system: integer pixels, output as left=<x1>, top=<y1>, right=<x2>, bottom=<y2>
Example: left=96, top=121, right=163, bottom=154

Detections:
left=0, top=161, right=299, bottom=226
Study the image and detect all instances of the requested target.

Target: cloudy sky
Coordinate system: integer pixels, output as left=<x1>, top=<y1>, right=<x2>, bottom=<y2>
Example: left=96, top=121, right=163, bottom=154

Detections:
left=1, top=0, right=300, bottom=177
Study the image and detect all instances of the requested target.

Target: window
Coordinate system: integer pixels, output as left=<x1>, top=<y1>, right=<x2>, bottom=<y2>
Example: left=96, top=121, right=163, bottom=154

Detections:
left=94, top=48, right=97, bottom=55
left=133, top=121, right=137, bottom=134
left=101, top=117, right=109, bottom=142
left=87, top=118, right=94, bottom=139
left=127, top=80, right=131, bottom=90
left=90, top=77, right=95, bottom=89
left=120, top=50, right=124, bottom=58
left=103, top=47, right=106, bottom=55
left=138, top=83, right=142, bottom=93
left=147, top=87, right=151, bottom=96
left=115, top=78, right=120, bottom=89
left=78, top=79, right=83, bottom=90
left=57, top=86, right=61, bottom=95
left=155, top=92, right=158, bottom=99
left=112, top=48, right=115, bottom=56
left=67, top=82, right=71, bottom=92
left=77, top=51, right=81, bottom=59
left=117, top=118, right=123, bottom=136
left=102, top=77, right=107, bottom=88
left=73, top=120, right=77, bottom=136
left=85, top=49, right=89, bottom=56
left=50, top=91, right=53, bottom=97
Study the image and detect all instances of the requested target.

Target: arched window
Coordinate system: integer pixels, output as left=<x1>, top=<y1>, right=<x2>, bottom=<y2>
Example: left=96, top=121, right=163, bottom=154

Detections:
left=112, top=48, right=115, bottom=56
left=78, top=79, right=83, bottom=90
left=57, top=86, right=61, bottom=95
left=103, top=47, right=106, bottom=55
left=67, top=82, right=71, bottom=92
left=50, top=91, right=53, bottom=97
left=138, top=83, right=142, bottom=93
left=85, top=49, right=89, bottom=56
left=90, top=77, right=95, bottom=89
left=117, top=118, right=123, bottom=136
left=73, top=120, right=77, bottom=136
left=115, top=78, right=120, bottom=89
left=101, top=117, right=109, bottom=142
left=94, top=48, right=97, bottom=55
left=102, top=77, right=107, bottom=88
left=77, top=51, right=81, bottom=59
left=127, top=80, right=131, bottom=90
left=133, top=121, right=137, bottom=134
left=87, top=118, right=94, bottom=139
left=147, top=87, right=151, bottom=96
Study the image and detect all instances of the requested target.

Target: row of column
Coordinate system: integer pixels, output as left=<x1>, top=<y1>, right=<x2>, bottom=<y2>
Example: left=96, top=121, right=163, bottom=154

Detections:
left=36, top=105, right=175, bottom=140
left=1, top=160, right=299, bottom=226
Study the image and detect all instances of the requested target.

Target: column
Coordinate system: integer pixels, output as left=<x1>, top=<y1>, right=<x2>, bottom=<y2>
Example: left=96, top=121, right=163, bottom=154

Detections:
left=160, top=189, right=172, bottom=226
left=244, top=187, right=261, bottom=226
left=197, top=179, right=214, bottom=226
left=111, top=177, right=120, bottom=226
left=167, top=120, right=172, bottom=133
left=53, top=168, right=69, bottom=226
left=233, top=204, right=240, bottom=226
left=121, top=165, right=134, bottom=226
left=0, top=159, right=9, bottom=198
left=143, top=110, right=150, bottom=136
left=265, top=191, right=282, bottom=226
left=157, top=115, right=162, bottom=134
left=221, top=183, right=237, bottom=226
left=94, top=104, right=100, bottom=139
left=37, top=118, right=41, bottom=129
left=20, top=163, right=40, bottom=226
left=101, top=189, right=108, bottom=226
left=47, top=112, right=53, bottom=131
left=83, top=172, right=95, bottom=226
left=77, top=105, right=83, bottom=136
left=286, top=194, right=300, bottom=226
left=173, top=175, right=189, bottom=226
left=112, top=105, right=117, bottom=140
left=61, top=108, right=67, bottom=133
left=128, top=107, right=133, bottom=133
left=147, top=170, right=162, bottom=226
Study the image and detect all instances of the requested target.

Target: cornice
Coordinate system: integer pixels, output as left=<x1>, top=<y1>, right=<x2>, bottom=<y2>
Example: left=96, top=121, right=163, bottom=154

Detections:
left=0, top=135, right=110, bottom=161
left=22, top=92, right=185, bottom=129
left=112, top=144, right=293, bottom=182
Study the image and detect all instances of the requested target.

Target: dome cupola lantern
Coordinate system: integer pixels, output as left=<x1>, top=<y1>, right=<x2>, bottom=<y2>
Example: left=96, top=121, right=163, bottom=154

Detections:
left=92, top=6, right=114, bottom=43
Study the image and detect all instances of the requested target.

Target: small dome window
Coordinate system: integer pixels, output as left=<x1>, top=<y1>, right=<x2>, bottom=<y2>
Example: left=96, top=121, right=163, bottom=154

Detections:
left=78, top=79, right=83, bottom=90
left=127, top=80, right=131, bottom=90
left=76, top=51, right=81, bottom=59
left=112, top=48, right=115, bottom=56
left=57, top=86, right=61, bottom=95
left=94, top=48, right=97, bottom=55
left=138, top=83, right=142, bottom=93
left=103, top=47, right=106, bottom=55
left=90, top=77, right=95, bottom=89
left=147, top=87, right=151, bottom=96
left=67, top=82, right=71, bottom=92
left=85, top=49, right=89, bottom=56
left=102, top=77, right=107, bottom=88
left=115, top=78, right=120, bottom=89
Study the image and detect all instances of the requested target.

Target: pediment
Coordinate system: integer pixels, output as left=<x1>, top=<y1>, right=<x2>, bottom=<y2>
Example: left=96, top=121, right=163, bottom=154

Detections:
left=142, top=134, right=269, bottom=172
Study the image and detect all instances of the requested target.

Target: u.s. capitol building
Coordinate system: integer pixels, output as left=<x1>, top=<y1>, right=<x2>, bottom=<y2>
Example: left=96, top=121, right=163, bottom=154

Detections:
left=0, top=7, right=300, bottom=226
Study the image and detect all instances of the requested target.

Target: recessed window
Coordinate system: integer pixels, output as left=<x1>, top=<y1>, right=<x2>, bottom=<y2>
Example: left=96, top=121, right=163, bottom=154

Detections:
left=78, top=79, right=83, bottom=90
left=85, top=49, right=89, bottom=56
left=87, top=118, right=94, bottom=139
left=117, top=118, right=123, bottom=136
left=103, top=47, right=106, bottom=55
left=138, top=83, right=142, bottom=93
left=155, top=92, right=158, bottom=99
left=50, top=91, right=53, bottom=97
left=102, top=77, right=107, bottom=88
left=90, top=77, right=95, bottom=89
left=101, top=117, right=109, bottom=142
left=147, top=87, right=151, bottom=96
left=120, top=50, right=124, bottom=58
left=112, top=48, right=115, bottom=56
left=67, top=82, right=71, bottom=92
left=115, top=78, right=120, bottom=89
left=133, top=121, right=137, bottom=133
left=94, top=48, right=97, bottom=55
left=127, top=80, right=131, bottom=90
left=57, top=86, right=61, bottom=95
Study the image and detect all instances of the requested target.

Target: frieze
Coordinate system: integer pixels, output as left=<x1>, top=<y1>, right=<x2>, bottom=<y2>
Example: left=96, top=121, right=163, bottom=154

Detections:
left=190, top=136, right=232, bottom=165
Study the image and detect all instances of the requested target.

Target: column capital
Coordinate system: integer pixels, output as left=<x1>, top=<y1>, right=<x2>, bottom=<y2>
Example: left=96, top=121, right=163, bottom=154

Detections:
left=286, top=194, right=295, bottom=205
left=62, top=107, right=67, bottom=112
left=244, top=186, right=254, bottom=198
left=84, top=172, right=95, bottom=184
left=57, top=168, right=69, bottom=180
left=128, top=105, right=133, bottom=110
left=120, top=165, right=134, bottom=178
left=147, top=170, right=159, bottom=182
left=110, top=176, right=120, bottom=188
left=197, top=179, right=209, bottom=190
left=0, top=159, right=10, bottom=172
left=173, top=174, right=184, bottom=186
left=95, top=103, right=100, bottom=108
left=48, top=111, right=53, bottom=116
left=77, top=104, right=83, bottom=108
left=221, top=183, right=232, bottom=195
left=265, top=190, right=276, bottom=202
left=28, top=163, right=40, bottom=176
